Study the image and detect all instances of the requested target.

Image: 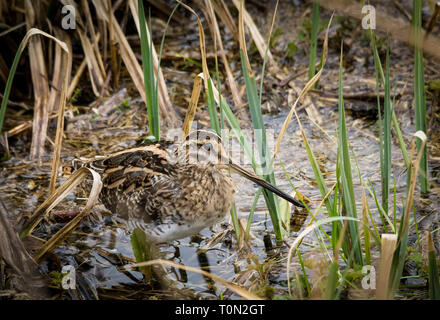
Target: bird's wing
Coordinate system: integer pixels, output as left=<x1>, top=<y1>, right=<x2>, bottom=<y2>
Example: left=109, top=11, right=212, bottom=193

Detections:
left=86, top=144, right=183, bottom=220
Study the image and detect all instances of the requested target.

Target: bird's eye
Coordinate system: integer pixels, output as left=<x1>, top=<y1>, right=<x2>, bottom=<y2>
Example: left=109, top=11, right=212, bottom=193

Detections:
left=204, top=143, right=213, bottom=151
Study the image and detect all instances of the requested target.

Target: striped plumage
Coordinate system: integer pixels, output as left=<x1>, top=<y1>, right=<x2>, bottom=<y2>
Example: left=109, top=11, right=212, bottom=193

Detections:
left=77, top=130, right=303, bottom=243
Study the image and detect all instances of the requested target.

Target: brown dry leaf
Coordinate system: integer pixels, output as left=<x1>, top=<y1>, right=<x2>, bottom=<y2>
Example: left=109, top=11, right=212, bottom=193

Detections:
left=47, top=28, right=72, bottom=114
left=398, top=131, right=427, bottom=241
left=178, top=1, right=211, bottom=93
left=377, top=234, right=398, bottom=300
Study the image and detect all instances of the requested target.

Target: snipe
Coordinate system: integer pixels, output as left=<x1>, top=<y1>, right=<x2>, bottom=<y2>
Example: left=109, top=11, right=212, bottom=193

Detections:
left=77, top=130, right=304, bottom=243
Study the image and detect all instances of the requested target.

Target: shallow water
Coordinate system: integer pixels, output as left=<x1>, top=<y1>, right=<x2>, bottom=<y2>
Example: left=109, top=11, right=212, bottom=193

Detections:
left=0, top=85, right=425, bottom=300
left=3, top=102, right=414, bottom=299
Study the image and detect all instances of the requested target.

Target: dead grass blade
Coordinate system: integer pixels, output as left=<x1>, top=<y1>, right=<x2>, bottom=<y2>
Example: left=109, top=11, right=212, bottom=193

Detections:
left=7, top=114, right=58, bottom=137
left=21, top=167, right=102, bottom=240
left=67, top=33, right=101, bottom=99
left=177, top=1, right=211, bottom=92
left=107, top=0, right=119, bottom=89
left=212, top=0, right=238, bottom=41
left=93, top=0, right=141, bottom=96
left=77, top=28, right=106, bottom=97
left=362, top=187, right=372, bottom=265
left=67, top=59, right=87, bottom=99
left=0, top=53, right=9, bottom=84
left=398, top=131, right=427, bottom=240
left=182, top=73, right=203, bottom=137
left=232, top=0, right=275, bottom=66
left=179, top=0, right=244, bottom=122
left=25, top=0, right=49, bottom=162
left=7, top=25, right=71, bottom=193
left=63, top=0, right=106, bottom=97
left=0, top=22, right=26, bottom=38
left=238, top=0, right=252, bottom=76
left=203, top=0, right=242, bottom=107
left=47, top=30, right=62, bottom=113
left=33, top=168, right=102, bottom=262
left=377, top=234, right=397, bottom=300
left=178, top=2, right=232, bottom=121
left=91, top=0, right=179, bottom=127
left=81, top=0, right=106, bottom=77
left=126, top=259, right=262, bottom=300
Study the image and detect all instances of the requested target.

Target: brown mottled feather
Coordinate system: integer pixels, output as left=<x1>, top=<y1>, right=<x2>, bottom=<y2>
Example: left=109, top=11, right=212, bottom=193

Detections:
left=78, top=136, right=235, bottom=243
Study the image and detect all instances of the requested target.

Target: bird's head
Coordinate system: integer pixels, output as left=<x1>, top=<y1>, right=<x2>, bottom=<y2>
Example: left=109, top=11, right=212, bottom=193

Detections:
left=177, top=130, right=304, bottom=208
left=178, top=129, right=228, bottom=166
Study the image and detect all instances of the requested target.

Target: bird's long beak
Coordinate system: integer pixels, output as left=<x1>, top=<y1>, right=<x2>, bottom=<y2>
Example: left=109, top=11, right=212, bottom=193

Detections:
left=226, top=162, right=305, bottom=208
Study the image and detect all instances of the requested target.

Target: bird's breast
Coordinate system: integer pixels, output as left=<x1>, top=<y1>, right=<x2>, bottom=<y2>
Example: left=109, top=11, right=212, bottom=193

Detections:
left=176, top=166, right=235, bottom=221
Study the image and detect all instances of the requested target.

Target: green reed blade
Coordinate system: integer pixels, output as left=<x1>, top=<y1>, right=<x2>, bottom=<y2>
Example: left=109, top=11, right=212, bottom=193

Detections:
left=138, top=0, right=160, bottom=141
left=131, top=228, right=154, bottom=281
left=0, top=40, right=24, bottom=135
left=297, top=251, right=311, bottom=298
left=326, top=261, right=339, bottom=299
left=245, top=187, right=262, bottom=242
left=301, top=129, right=335, bottom=218
left=337, top=45, right=363, bottom=266
left=383, top=44, right=392, bottom=215
left=371, top=32, right=385, bottom=193
left=413, top=0, right=429, bottom=193
left=367, top=180, right=392, bottom=233
left=207, top=78, right=220, bottom=134
left=369, top=30, right=410, bottom=170
left=218, top=97, right=262, bottom=243
left=240, top=50, right=282, bottom=241
left=428, top=233, right=440, bottom=300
